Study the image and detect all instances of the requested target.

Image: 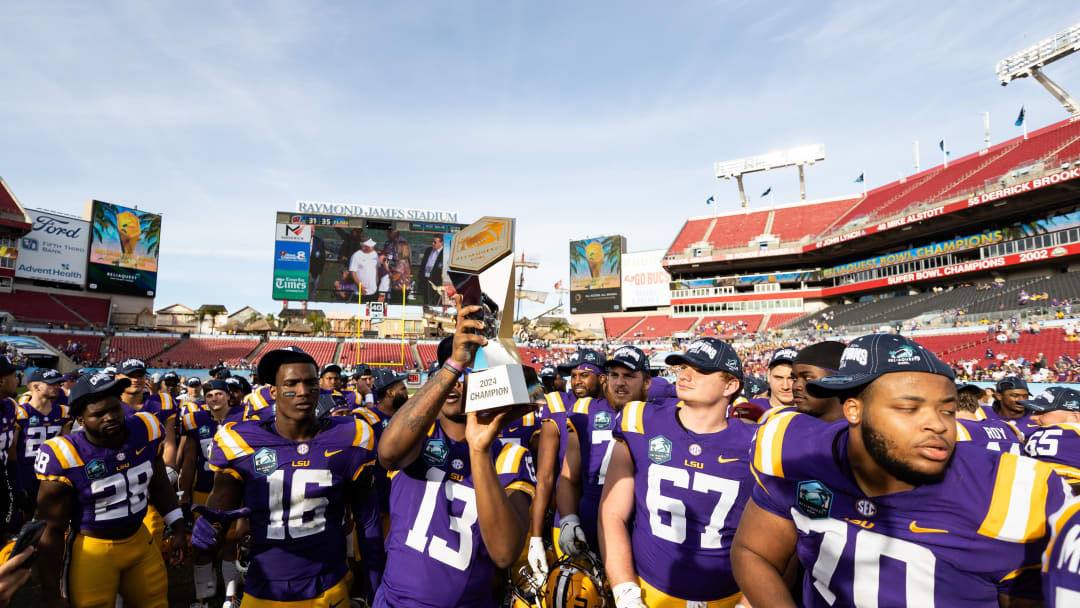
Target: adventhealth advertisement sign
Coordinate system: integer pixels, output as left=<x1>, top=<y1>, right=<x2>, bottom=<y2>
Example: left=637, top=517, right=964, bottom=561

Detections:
left=16, top=210, right=90, bottom=286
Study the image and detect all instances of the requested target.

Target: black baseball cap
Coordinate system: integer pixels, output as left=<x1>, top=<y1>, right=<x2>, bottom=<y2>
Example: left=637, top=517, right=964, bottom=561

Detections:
left=69, top=372, right=131, bottom=413
left=0, top=356, right=24, bottom=377
left=257, top=346, right=317, bottom=385
left=354, top=363, right=374, bottom=377
left=320, top=363, right=342, bottom=377
left=162, top=371, right=180, bottom=384
left=186, top=377, right=202, bottom=387
left=116, top=358, right=147, bottom=376
left=539, top=365, right=558, bottom=379
left=955, top=382, right=984, bottom=394
left=204, top=379, right=231, bottom=395
left=768, top=347, right=800, bottom=368
left=742, top=376, right=768, bottom=399
left=28, top=368, right=64, bottom=385
left=1020, top=388, right=1080, bottom=413
left=664, top=338, right=743, bottom=380
left=793, top=342, right=846, bottom=373
left=807, top=334, right=954, bottom=397
left=557, top=349, right=607, bottom=374
left=211, top=365, right=231, bottom=379
left=373, top=368, right=408, bottom=393
left=605, top=346, right=649, bottom=374
left=996, top=376, right=1029, bottom=393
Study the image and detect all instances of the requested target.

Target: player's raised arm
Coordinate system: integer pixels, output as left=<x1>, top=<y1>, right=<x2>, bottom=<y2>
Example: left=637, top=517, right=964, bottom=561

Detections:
left=466, top=407, right=533, bottom=568
left=731, top=498, right=799, bottom=608
left=378, top=295, right=487, bottom=470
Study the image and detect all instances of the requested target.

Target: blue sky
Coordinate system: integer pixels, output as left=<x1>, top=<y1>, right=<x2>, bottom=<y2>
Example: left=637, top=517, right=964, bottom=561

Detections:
left=2, top=2, right=1078, bottom=319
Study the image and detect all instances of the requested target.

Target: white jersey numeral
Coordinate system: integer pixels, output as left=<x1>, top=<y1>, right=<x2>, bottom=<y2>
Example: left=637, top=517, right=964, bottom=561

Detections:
left=404, top=468, right=478, bottom=571
left=24, top=425, right=64, bottom=459
left=1025, top=429, right=1062, bottom=458
left=592, top=430, right=615, bottom=486
left=645, top=464, right=740, bottom=548
left=792, top=509, right=936, bottom=606
left=91, top=460, right=153, bottom=522
left=266, top=468, right=331, bottom=540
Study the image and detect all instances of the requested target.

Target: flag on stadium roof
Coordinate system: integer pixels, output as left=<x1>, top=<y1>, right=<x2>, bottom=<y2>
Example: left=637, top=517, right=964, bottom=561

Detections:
left=761, top=187, right=771, bottom=197
left=854, top=173, right=864, bottom=183
left=705, top=195, right=714, bottom=205
left=1015, top=106, right=1025, bottom=126
left=938, top=139, right=950, bottom=155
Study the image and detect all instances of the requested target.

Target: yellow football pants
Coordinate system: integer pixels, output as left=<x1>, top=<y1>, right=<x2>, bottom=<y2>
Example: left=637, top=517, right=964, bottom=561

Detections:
left=639, top=576, right=742, bottom=608
left=68, top=526, right=169, bottom=608
left=241, top=573, right=352, bottom=608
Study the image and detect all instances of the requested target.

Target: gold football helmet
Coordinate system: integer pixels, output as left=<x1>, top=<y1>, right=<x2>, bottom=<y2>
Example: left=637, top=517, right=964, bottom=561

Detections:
left=544, top=550, right=611, bottom=608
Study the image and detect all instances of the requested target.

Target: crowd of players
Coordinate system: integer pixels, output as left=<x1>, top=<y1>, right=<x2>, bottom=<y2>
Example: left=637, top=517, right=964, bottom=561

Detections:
left=0, top=295, right=1079, bottom=606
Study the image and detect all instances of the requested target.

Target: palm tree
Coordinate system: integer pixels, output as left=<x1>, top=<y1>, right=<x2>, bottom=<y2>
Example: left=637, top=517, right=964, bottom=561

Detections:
left=307, top=312, right=327, bottom=336
left=549, top=318, right=575, bottom=340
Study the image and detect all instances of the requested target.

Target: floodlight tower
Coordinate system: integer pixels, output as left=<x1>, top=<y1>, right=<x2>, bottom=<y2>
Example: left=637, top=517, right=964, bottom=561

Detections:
left=997, top=23, right=1080, bottom=115
left=715, top=144, right=826, bottom=208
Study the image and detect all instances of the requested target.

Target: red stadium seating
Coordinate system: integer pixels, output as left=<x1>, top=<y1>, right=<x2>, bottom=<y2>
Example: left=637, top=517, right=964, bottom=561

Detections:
left=624, top=315, right=697, bottom=339
left=158, top=336, right=261, bottom=367
left=695, top=315, right=763, bottom=337
left=51, top=294, right=110, bottom=326
left=339, top=340, right=415, bottom=371
left=706, top=212, right=769, bottom=250
left=763, top=313, right=803, bottom=331
left=261, top=339, right=338, bottom=367
left=604, top=316, right=644, bottom=339
left=29, top=332, right=103, bottom=363
left=768, top=197, right=860, bottom=243
left=668, top=218, right=713, bottom=254
left=417, top=343, right=439, bottom=368
left=0, top=291, right=84, bottom=326
left=935, top=328, right=1070, bottom=364
left=109, top=335, right=180, bottom=364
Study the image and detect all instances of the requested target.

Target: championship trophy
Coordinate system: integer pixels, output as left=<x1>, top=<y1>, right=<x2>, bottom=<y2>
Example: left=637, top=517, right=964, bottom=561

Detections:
left=447, top=217, right=531, bottom=412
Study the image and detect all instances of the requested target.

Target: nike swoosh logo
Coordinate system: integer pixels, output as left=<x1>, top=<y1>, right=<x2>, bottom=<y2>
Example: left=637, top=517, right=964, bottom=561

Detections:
left=505, top=428, right=518, bottom=433
left=325, top=449, right=343, bottom=457
left=717, top=456, right=740, bottom=464
left=909, top=521, right=948, bottom=534
left=135, top=447, right=147, bottom=456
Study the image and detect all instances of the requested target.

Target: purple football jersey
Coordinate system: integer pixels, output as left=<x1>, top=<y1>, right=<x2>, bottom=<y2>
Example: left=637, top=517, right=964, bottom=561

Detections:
left=566, top=397, right=619, bottom=548
left=498, top=410, right=541, bottom=451
left=207, top=416, right=377, bottom=602
left=0, top=398, right=18, bottom=466
left=242, top=386, right=275, bottom=421
left=180, top=407, right=242, bottom=494
left=375, top=425, right=536, bottom=608
left=14, top=403, right=71, bottom=494
left=957, top=418, right=1023, bottom=454
left=353, top=406, right=391, bottom=512
left=34, top=412, right=164, bottom=532
left=542, top=391, right=576, bottom=527
left=1024, top=423, right=1080, bottom=477
left=129, top=393, right=178, bottom=426
left=612, top=400, right=754, bottom=601
left=1044, top=496, right=1080, bottom=607
left=753, top=411, right=1071, bottom=606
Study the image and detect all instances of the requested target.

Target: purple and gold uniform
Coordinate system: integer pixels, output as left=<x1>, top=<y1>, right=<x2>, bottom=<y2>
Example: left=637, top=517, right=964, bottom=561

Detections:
left=139, top=392, right=178, bottom=425
left=207, top=416, right=377, bottom=603
left=242, top=385, right=275, bottom=422
left=14, top=402, right=71, bottom=503
left=1044, top=496, right=1080, bottom=607
left=498, top=410, right=542, bottom=451
left=613, top=400, right=754, bottom=605
left=34, top=412, right=169, bottom=607
left=566, top=397, right=618, bottom=549
left=1024, top=422, right=1080, bottom=479
left=543, top=391, right=577, bottom=534
left=753, top=411, right=1071, bottom=606
left=956, top=418, right=1023, bottom=454
left=375, top=425, right=536, bottom=608
left=180, top=407, right=243, bottom=501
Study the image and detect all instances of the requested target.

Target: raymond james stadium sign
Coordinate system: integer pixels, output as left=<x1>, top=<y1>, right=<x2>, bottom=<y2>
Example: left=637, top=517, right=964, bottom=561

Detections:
left=296, top=201, right=459, bottom=222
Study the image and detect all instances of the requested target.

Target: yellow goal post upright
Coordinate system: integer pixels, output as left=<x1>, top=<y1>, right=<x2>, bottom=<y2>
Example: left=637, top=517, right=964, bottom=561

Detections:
left=355, top=287, right=408, bottom=369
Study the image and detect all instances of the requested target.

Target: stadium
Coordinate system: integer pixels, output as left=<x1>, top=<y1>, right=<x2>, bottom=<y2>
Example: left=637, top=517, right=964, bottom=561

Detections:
left=4, top=8, right=1080, bottom=608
